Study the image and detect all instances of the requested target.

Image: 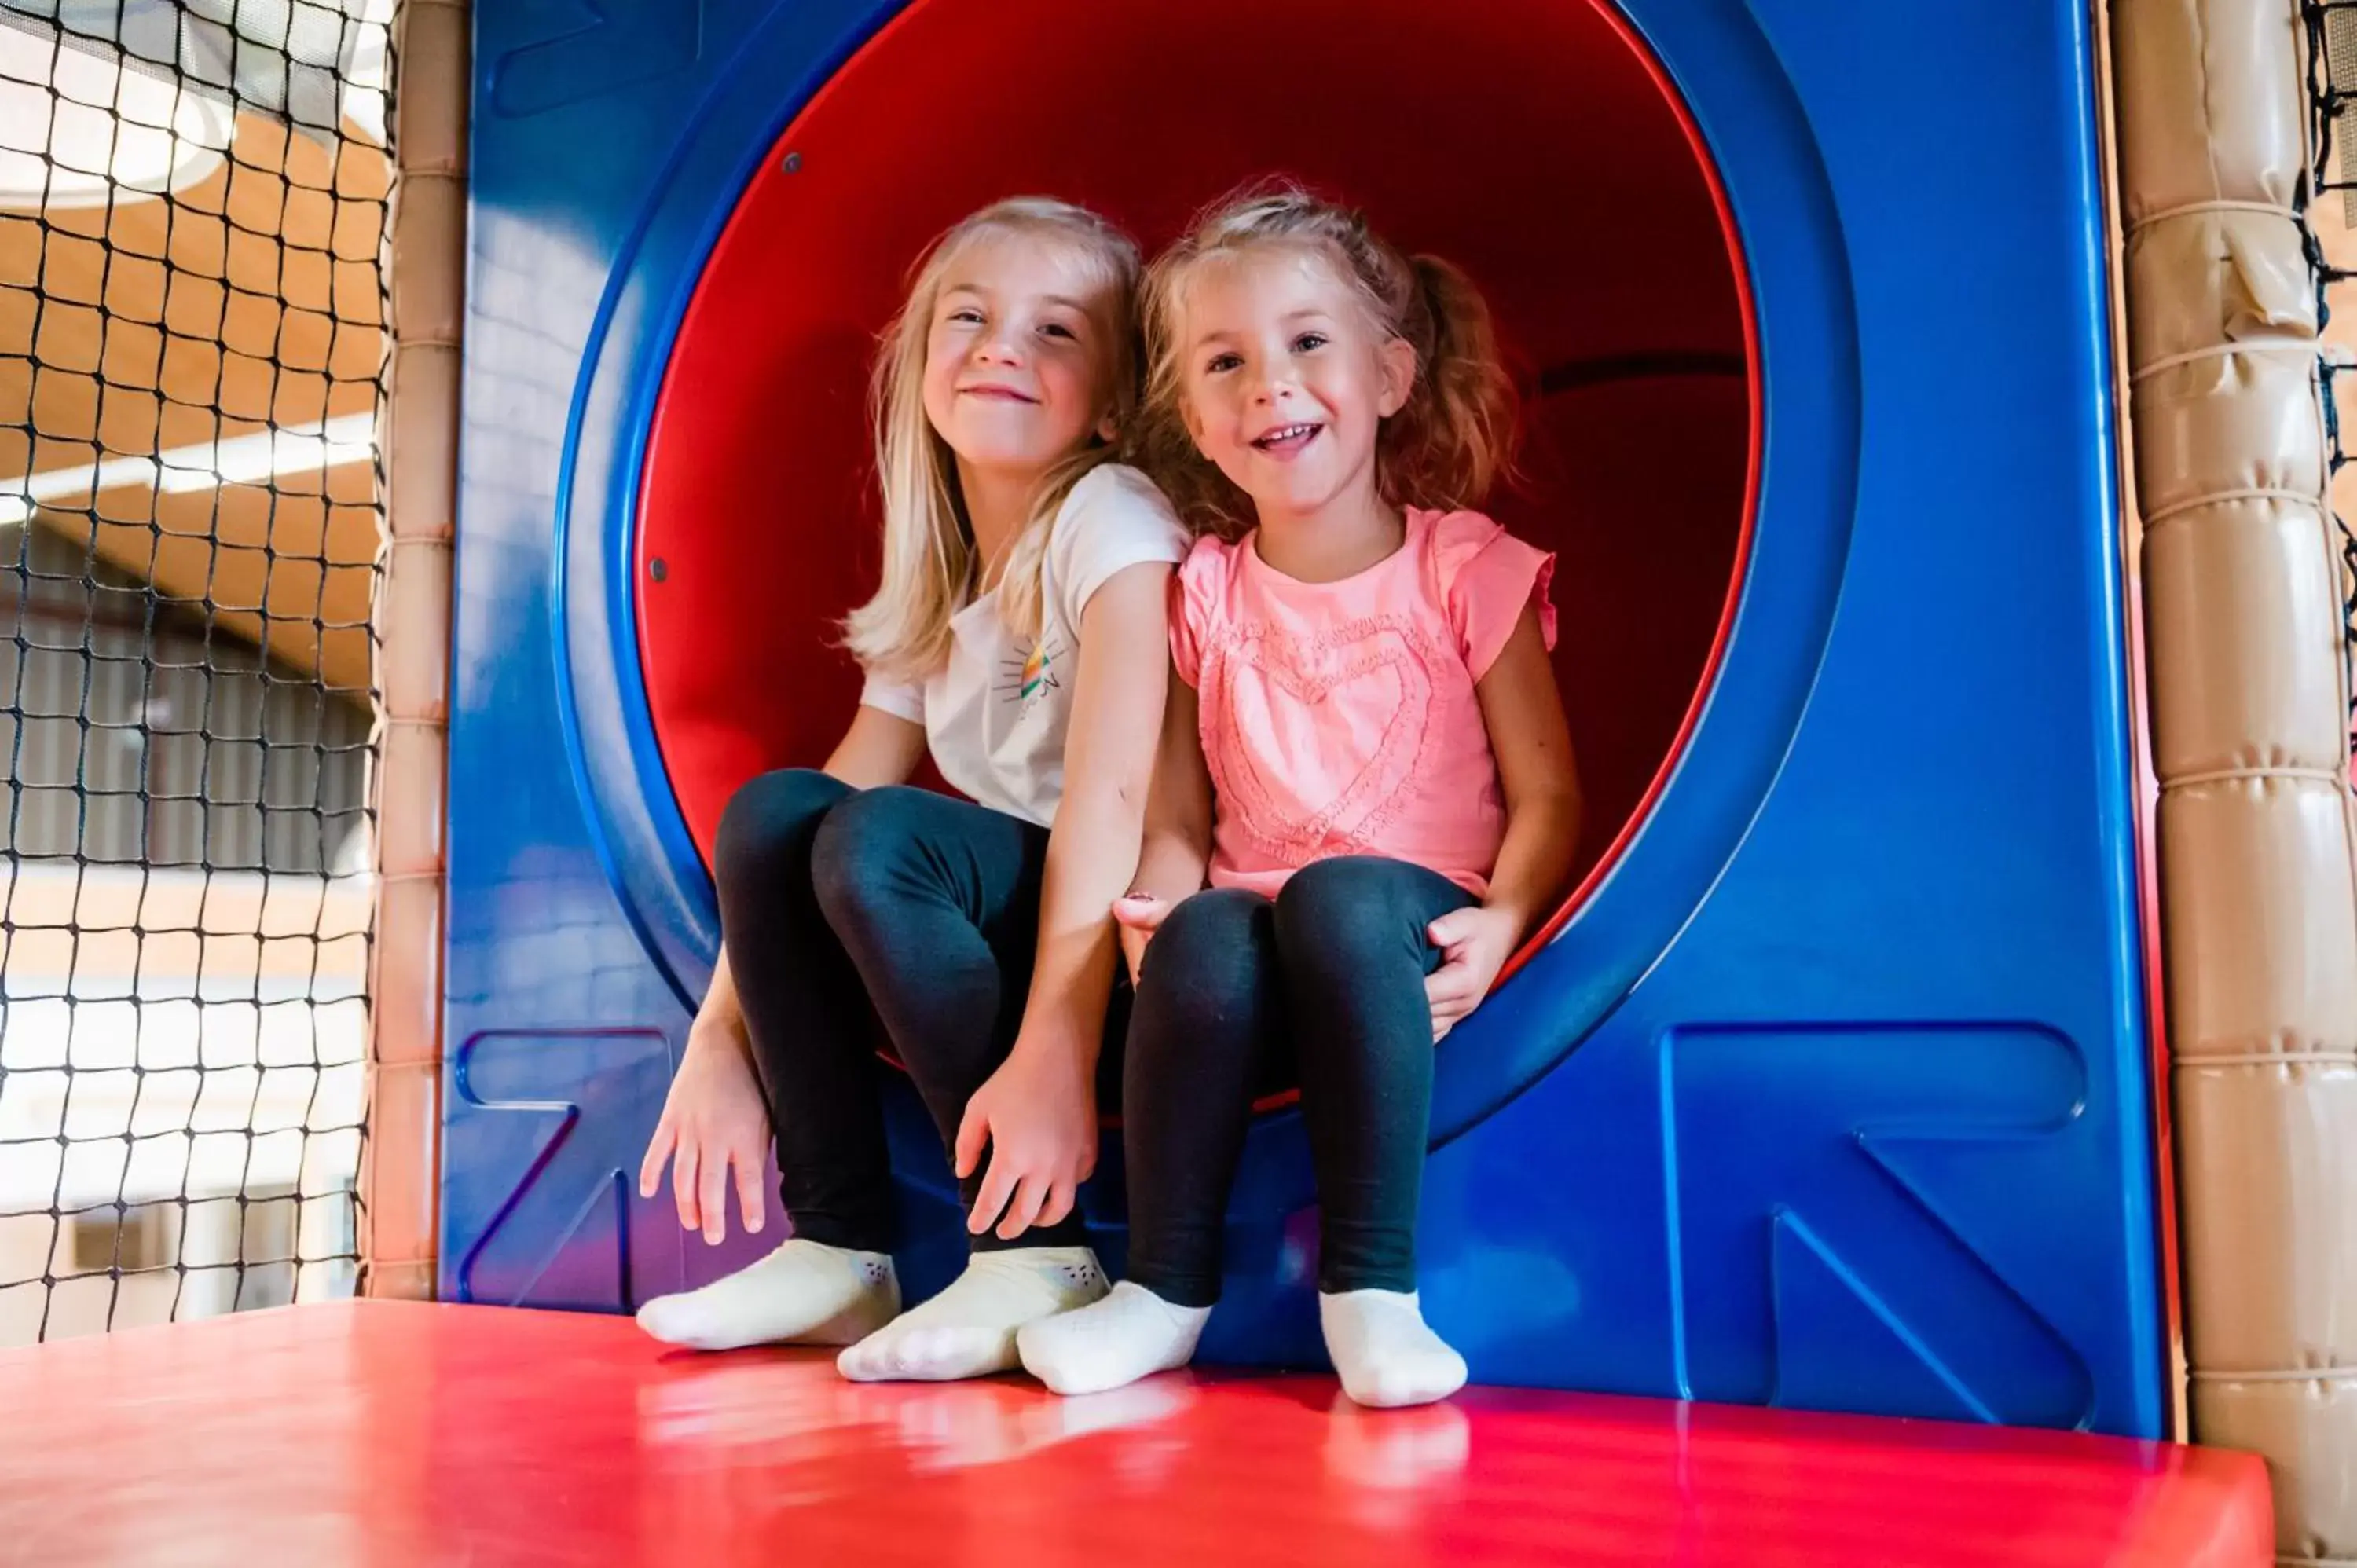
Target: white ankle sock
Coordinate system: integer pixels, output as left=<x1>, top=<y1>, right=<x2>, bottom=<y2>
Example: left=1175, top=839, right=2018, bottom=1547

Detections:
left=836, top=1247, right=1108, bottom=1383
left=1016, top=1280, right=1211, bottom=1395
left=1319, top=1288, right=1468, bottom=1409
left=634, top=1236, right=899, bottom=1351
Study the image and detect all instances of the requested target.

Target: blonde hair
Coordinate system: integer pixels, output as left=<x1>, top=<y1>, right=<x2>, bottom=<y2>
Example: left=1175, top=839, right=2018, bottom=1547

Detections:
left=842, top=197, right=1142, bottom=680
left=1133, top=184, right=1517, bottom=540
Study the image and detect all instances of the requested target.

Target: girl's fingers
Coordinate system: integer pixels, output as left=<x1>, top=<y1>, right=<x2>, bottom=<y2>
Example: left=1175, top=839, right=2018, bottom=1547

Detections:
left=1431, top=987, right=1476, bottom=1039
left=733, top=1147, right=767, bottom=1236
left=1036, top=1178, right=1076, bottom=1232
left=699, top=1149, right=728, bottom=1245
left=1427, top=910, right=1477, bottom=947
left=968, top=1152, right=1017, bottom=1235
left=998, top=1174, right=1049, bottom=1240
left=672, top=1140, right=702, bottom=1234
left=954, top=1103, right=989, bottom=1180
left=1426, top=966, right=1479, bottom=1008
left=1114, top=895, right=1168, bottom=932
left=639, top=1119, right=676, bottom=1200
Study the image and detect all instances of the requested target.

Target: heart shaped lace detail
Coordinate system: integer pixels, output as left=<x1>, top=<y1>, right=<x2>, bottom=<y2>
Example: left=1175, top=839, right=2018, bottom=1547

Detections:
left=1205, top=616, right=1442, bottom=865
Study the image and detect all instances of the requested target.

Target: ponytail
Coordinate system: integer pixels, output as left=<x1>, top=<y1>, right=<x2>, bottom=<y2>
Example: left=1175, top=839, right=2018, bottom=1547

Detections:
left=1389, top=254, right=1517, bottom=514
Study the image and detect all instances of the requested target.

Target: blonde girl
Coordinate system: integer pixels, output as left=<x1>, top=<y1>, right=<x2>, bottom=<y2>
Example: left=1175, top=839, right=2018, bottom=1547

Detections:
left=635, top=197, right=1187, bottom=1383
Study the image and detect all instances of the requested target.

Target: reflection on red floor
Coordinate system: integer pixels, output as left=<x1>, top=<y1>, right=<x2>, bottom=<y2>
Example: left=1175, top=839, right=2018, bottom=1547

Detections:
left=0, top=1299, right=2267, bottom=1566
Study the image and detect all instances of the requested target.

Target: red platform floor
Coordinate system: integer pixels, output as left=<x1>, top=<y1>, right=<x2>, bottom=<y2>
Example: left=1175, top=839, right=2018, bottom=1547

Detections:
left=0, top=1299, right=2268, bottom=1566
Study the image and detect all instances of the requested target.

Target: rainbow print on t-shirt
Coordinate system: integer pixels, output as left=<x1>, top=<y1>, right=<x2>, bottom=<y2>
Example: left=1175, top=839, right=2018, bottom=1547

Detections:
left=999, top=636, right=1061, bottom=706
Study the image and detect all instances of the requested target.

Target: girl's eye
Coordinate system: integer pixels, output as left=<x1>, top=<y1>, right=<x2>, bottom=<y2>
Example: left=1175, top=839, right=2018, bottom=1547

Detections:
left=1039, top=321, right=1077, bottom=341
left=948, top=307, right=984, bottom=325
left=1205, top=352, right=1242, bottom=375
left=1292, top=332, right=1328, bottom=354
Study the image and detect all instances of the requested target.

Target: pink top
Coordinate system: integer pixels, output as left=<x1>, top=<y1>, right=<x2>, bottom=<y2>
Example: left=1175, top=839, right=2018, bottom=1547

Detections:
left=1172, top=507, right=1558, bottom=899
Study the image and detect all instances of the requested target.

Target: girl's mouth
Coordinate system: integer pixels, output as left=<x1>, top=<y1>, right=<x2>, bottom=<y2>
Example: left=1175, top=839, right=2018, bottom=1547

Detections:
left=1251, top=422, right=1322, bottom=455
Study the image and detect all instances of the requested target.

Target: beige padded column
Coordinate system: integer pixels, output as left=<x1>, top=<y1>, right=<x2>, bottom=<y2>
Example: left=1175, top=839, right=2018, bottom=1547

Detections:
left=2111, top=3, right=2357, bottom=1562
left=361, top=0, right=467, bottom=1303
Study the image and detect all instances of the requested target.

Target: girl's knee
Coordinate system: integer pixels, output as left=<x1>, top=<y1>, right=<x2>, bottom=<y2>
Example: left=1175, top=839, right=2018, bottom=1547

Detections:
left=1145, top=888, right=1269, bottom=980
left=807, top=786, right=938, bottom=918
left=1135, top=891, right=1274, bottom=1025
left=714, top=768, right=849, bottom=889
left=1131, top=890, right=1274, bottom=1068
left=1274, top=856, right=1435, bottom=961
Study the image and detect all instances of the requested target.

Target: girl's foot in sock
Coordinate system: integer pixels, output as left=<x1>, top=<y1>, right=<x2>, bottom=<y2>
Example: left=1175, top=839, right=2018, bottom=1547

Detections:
left=837, top=1247, right=1108, bottom=1383
left=1016, top=1280, right=1211, bottom=1394
left=635, top=1236, right=900, bottom=1351
left=1319, top=1288, right=1467, bottom=1408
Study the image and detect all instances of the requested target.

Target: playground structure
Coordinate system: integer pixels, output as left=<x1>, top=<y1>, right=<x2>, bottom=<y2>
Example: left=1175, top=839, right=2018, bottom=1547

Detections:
left=0, top=0, right=2348, bottom=1563
left=407, top=0, right=2352, bottom=1550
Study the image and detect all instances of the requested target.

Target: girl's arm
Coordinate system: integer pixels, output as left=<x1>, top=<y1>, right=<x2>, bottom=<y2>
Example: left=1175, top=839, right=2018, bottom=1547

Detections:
left=1113, top=670, right=1212, bottom=979
left=639, top=703, right=926, bottom=1242
left=824, top=703, right=928, bottom=789
left=1426, top=606, right=1582, bottom=1036
left=955, top=561, right=1175, bottom=1240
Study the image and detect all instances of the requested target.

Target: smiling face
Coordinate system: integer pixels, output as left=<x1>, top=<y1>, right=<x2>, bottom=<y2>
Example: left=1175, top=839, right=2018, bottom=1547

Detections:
left=1172, top=244, right=1417, bottom=527
left=918, top=231, right=1118, bottom=482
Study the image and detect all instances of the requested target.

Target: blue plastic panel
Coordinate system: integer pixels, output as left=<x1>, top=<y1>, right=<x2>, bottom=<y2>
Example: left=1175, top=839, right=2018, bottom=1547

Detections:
left=449, top=0, right=2163, bottom=1435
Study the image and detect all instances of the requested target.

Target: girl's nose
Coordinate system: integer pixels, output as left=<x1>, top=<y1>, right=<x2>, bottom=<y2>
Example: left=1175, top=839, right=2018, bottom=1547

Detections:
left=1251, top=375, right=1297, bottom=407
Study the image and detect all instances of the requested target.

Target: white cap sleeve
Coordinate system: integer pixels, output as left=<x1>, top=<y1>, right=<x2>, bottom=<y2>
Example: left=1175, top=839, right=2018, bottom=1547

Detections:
left=858, top=669, right=924, bottom=724
left=1047, top=464, right=1189, bottom=631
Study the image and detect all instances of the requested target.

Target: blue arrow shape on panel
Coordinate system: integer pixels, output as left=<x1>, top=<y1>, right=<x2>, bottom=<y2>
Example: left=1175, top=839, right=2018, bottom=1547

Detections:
left=447, top=1028, right=680, bottom=1311
left=1662, top=1021, right=2095, bottom=1429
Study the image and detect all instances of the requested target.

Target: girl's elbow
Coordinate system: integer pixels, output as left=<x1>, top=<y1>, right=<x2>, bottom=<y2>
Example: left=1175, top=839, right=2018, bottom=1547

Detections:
left=1556, top=773, right=1586, bottom=821
left=1111, top=762, right=1157, bottom=818
left=1552, top=784, right=1586, bottom=836
left=1068, top=771, right=1153, bottom=833
left=1508, top=781, right=1582, bottom=835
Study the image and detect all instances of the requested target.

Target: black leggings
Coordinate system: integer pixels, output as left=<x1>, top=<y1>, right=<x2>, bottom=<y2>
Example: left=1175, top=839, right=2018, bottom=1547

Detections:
left=713, top=768, right=1124, bottom=1255
left=1120, top=855, right=1475, bottom=1306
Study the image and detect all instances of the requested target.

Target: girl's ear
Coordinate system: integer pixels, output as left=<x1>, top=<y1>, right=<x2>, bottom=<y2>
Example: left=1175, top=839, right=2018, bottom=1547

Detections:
left=1096, top=408, right=1120, bottom=445
left=1377, top=335, right=1417, bottom=418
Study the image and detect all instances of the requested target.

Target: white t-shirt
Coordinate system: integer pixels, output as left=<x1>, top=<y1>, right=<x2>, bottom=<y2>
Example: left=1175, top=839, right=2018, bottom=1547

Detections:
left=859, top=463, right=1187, bottom=826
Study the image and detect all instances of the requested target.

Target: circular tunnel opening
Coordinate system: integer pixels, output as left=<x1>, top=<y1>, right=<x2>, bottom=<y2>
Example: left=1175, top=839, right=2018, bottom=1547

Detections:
left=636, top=0, right=1754, bottom=981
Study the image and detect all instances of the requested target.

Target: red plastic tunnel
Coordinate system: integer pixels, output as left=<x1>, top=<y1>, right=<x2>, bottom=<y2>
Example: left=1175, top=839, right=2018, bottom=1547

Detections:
left=636, top=0, right=1755, bottom=949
